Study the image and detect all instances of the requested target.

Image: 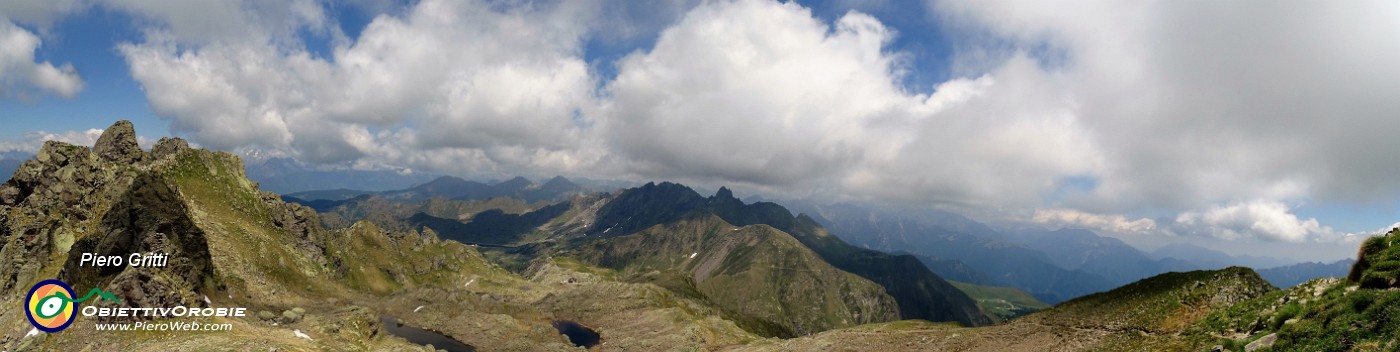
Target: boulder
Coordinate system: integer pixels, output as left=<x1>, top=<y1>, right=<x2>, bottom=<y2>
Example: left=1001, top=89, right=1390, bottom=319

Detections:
left=150, top=137, right=191, bottom=160
left=93, top=120, right=144, bottom=164
left=1244, top=333, right=1277, bottom=352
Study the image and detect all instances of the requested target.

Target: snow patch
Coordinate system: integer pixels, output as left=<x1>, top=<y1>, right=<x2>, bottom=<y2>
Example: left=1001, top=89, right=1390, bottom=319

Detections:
left=294, top=329, right=312, bottom=340
left=689, top=252, right=698, bottom=259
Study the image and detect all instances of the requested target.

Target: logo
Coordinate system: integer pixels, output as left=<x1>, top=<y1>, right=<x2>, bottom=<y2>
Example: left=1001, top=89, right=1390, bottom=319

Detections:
left=25, top=279, right=120, bottom=333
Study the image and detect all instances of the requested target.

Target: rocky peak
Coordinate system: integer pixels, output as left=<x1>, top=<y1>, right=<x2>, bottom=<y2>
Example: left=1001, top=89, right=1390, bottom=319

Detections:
left=540, top=175, right=578, bottom=190
left=714, top=186, right=736, bottom=202
left=150, top=137, right=191, bottom=160
left=93, top=120, right=144, bottom=164
left=497, top=176, right=533, bottom=191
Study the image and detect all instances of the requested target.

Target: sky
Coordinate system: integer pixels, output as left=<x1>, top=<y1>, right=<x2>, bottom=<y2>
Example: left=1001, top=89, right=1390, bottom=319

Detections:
left=2, top=0, right=1399, bottom=261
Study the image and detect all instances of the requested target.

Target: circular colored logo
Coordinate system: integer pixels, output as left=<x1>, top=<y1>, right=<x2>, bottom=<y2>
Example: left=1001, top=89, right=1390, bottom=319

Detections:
left=26, top=280, right=77, bottom=332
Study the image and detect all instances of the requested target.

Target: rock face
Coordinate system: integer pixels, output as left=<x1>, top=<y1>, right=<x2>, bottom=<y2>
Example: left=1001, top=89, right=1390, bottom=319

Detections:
left=261, top=190, right=330, bottom=258
left=0, top=140, right=139, bottom=296
left=93, top=120, right=144, bottom=164
left=150, top=137, right=190, bottom=160
left=61, top=173, right=218, bottom=322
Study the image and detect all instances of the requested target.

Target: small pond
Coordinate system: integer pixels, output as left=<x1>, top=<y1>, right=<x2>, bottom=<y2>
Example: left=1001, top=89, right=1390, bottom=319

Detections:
left=552, top=320, right=601, bottom=348
left=380, top=316, right=476, bottom=352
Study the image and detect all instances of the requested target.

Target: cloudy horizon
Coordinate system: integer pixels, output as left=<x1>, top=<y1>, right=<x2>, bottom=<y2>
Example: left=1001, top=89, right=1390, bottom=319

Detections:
left=3, top=0, right=1398, bottom=261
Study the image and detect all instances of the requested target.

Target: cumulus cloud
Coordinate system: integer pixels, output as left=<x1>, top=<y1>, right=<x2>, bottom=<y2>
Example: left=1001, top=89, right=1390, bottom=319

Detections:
left=105, top=0, right=336, bottom=45
left=0, top=19, right=83, bottom=99
left=601, top=0, right=1099, bottom=206
left=600, top=1, right=907, bottom=185
left=119, top=0, right=604, bottom=174
left=1171, top=200, right=1340, bottom=243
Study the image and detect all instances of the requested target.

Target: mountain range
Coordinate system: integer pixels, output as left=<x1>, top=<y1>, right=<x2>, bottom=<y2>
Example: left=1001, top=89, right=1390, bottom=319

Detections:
left=784, top=201, right=1346, bottom=305
left=243, top=157, right=441, bottom=194
left=283, top=175, right=587, bottom=210
left=3, top=121, right=1384, bottom=351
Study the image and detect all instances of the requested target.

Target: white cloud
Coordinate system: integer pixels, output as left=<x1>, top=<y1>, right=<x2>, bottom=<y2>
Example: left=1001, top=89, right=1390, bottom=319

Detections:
left=1033, top=208, right=1156, bottom=233
left=105, top=0, right=335, bottom=46
left=848, top=55, right=1102, bottom=207
left=119, top=0, right=604, bottom=174
left=0, top=19, right=83, bottom=99
left=1172, top=200, right=1340, bottom=243
left=930, top=0, right=1400, bottom=212
left=600, top=1, right=909, bottom=185
left=600, top=1, right=1100, bottom=206
left=0, top=129, right=153, bottom=153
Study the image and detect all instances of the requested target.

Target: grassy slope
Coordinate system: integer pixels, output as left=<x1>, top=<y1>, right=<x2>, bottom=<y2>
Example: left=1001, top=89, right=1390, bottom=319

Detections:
left=1034, top=267, right=1275, bottom=334
left=736, top=266, right=1277, bottom=352
left=165, top=150, right=338, bottom=302
left=1191, top=228, right=1400, bottom=351
left=783, top=216, right=996, bottom=327
left=950, top=281, right=1050, bottom=320
left=314, top=194, right=543, bottom=230
left=562, top=213, right=899, bottom=338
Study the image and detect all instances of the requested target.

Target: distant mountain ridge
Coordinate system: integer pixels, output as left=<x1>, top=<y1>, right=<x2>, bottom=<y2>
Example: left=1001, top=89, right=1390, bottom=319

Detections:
left=286, top=175, right=586, bottom=206
left=291, top=180, right=995, bottom=331
left=243, top=157, right=440, bottom=194
left=1256, top=259, right=1354, bottom=288
left=1011, top=228, right=1201, bottom=286
left=792, top=202, right=1115, bottom=304
left=572, top=183, right=995, bottom=327
left=785, top=200, right=1341, bottom=304
left=1148, top=243, right=1291, bottom=269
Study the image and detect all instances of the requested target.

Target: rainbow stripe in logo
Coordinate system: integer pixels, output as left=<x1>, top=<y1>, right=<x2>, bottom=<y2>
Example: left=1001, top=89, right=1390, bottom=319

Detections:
left=26, top=280, right=77, bottom=333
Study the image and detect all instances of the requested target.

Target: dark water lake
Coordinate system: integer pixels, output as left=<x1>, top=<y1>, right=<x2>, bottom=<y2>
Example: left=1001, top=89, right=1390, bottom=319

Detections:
left=380, top=316, right=476, bottom=352
left=552, top=320, right=601, bottom=348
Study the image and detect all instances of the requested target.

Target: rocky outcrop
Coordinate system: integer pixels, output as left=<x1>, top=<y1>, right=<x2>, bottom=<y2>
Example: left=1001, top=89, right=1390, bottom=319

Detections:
left=150, top=137, right=190, bottom=160
left=93, top=120, right=144, bottom=164
left=261, top=190, right=330, bottom=260
left=0, top=207, right=60, bottom=294
left=61, top=173, right=218, bottom=322
left=0, top=140, right=139, bottom=296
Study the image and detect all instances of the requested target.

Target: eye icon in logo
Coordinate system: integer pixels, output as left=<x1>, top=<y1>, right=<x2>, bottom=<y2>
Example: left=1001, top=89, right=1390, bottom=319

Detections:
left=26, top=280, right=77, bottom=332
